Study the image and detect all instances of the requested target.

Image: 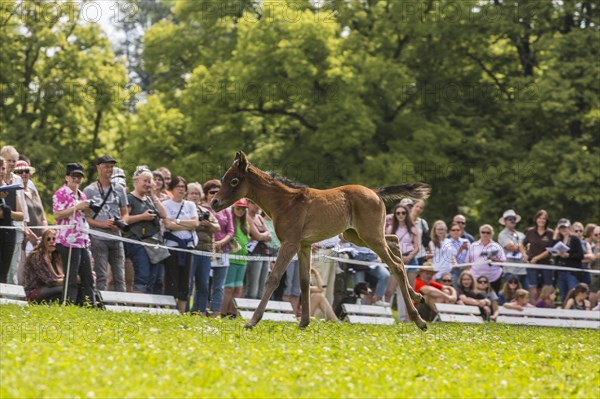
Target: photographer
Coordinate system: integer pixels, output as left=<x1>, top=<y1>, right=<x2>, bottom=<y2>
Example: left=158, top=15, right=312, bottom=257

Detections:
left=83, top=155, right=129, bottom=292
left=125, top=167, right=167, bottom=294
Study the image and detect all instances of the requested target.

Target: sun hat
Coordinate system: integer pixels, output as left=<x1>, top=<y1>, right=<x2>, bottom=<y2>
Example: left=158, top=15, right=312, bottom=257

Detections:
left=498, top=209, right=522, bottom=225
left=234, top=198, right=248, bottom=208
left=14, top=160, right=35, bottom=174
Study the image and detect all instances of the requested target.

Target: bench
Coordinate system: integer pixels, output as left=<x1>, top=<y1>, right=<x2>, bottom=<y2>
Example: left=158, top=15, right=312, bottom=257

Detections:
left=433, top=303, right=485, bottom=324
left=497, top=306, right=600, bottom=329
left=342, top=303, right=395, bottom=325
left=99, top=291, right=179, bottom=315
left=234, top=298, right=297, bottom=322
left=0, top=283, right=28, bottom=306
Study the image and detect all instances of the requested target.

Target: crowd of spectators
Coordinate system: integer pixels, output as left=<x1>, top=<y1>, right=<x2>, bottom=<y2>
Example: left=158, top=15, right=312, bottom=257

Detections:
left=1, top=145, right=599, bottom=321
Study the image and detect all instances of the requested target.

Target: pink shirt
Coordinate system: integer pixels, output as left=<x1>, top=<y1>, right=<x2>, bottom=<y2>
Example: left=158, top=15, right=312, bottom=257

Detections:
left=52, top=185, right=90, bottom=248
left=467, top=240, right=506, bottom=282
left=395, top=226, right=416, bottom=255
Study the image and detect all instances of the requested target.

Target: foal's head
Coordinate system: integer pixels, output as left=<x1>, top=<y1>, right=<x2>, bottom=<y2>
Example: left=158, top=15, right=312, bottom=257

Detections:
left=211, top=151, right=251, bottom=212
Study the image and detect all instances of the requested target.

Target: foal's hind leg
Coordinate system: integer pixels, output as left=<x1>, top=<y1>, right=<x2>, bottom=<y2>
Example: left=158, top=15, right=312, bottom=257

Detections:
left=245, top=241, right=299, bottom=329
left=385, top=234, right=424, bottom=303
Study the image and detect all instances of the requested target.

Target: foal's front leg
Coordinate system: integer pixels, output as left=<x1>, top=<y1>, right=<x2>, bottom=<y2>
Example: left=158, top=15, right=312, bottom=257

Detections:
left=245, top=241, right=299, bottom=329
left=297, top=244, right=312, bottom=329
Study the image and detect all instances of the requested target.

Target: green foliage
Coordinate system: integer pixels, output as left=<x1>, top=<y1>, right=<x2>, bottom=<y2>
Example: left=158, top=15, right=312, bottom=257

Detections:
left=1, top=305, right=599, bottom=398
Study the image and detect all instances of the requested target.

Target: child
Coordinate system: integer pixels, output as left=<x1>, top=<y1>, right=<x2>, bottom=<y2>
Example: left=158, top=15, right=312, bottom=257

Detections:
left=563, top=283, right=591, bottom=310
left=535, top=286, right=557, bottom=308
left=504, top=289, right=534, bottom=311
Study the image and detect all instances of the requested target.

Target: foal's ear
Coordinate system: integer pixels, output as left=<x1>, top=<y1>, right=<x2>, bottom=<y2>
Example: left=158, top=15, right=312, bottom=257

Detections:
left=235, top=151, right=249, bottom=172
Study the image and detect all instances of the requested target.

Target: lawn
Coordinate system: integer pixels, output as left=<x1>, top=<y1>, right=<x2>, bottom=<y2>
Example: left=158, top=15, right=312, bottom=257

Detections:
left=1, top=304, right=598, bottom=398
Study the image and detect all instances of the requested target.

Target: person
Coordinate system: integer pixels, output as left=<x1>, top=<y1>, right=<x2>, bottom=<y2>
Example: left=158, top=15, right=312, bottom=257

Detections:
left=413, top=264, right=457, bottom=321
left=83, top=154, right=129, bottom=292
left=245, top=199, right=272, bottom=299
left=467, top=224, right=506, bottom=293
left=411, top=199, right=430, bottom=265
left=157, top=167, right=173, bottom=198
left=222, top=199, right=250, bottom=318
left=503, top=289, right=534, bottom=311
left=341, top=242, right=390, bottom=307
left=563, top=283, right=591, bottom=310
left=0, top=145, right=28, bottom=284
left=522, top=210, right=554, bottom=303
left=447, top=221, right=470, bottom=286
left=0, top=156, right=17, bottom=275
left=497, top=209, right=528, bottom=290
left=471, top=275, right=499, bottom=321
left=586, top=225, right=600, bottom=307
left=308, top=267, right=340, bottom=322
left=452, top=214, right=475, bottom=243
left=162, top=176, right=199, bottom=313
left=152, top=170, right=169, bottom=202
left=21, top=229, right=64, bottom=303
left=14, top=160, right=47, bottom=264
left=572, top=222, right=594, bottom=286
left=124, top=167, right=167, bottom=294
left=535, top=285, right=557, bottom=308
left=498, top=274, right=521, bottom=306
left=426, top=220, right=456, bottom=280
left=385, top=203, right=419, bottom=295
left=52, top=163, right=95, bottom=305
left=456, top=270, right=489, bottom=313
left=186, top=182, right=220, bottom=315
left=439, top=272, right=454, bottom=287
left=553, top=219, right=584, bottom=304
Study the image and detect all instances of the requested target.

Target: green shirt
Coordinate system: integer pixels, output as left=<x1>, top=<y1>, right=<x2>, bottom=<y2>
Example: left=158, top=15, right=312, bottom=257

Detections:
left=230, top=218, right=250, bottom=266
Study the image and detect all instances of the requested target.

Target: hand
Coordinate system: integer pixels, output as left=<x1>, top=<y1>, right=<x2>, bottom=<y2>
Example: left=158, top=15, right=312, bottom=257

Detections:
left=558, top=252, right=569, bottom=258
left=144, top=209, right=156, bottom=221
left=76, top=201, right=91, bottom=212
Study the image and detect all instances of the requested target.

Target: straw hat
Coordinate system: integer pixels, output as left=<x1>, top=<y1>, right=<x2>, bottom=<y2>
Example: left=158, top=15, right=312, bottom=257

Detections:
left=498, top=209, right=522, bottom=225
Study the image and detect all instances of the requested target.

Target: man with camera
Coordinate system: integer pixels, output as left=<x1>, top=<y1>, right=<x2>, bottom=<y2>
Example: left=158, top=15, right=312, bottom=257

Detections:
left=83, top=155, right=129, bottom=292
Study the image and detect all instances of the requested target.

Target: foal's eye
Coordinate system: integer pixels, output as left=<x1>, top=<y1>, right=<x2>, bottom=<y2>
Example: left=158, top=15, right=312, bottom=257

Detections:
left=230, top=178, right=240, bottom=187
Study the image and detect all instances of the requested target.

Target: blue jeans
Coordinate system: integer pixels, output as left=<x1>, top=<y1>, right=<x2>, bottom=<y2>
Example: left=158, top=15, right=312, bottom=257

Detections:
left=351, top=252, right=390, bottom=298
left=125, top=240, right=160, bottom=294
left=556, top=271, right=578, bottom=303
left=246, top=260, right=269, bottom=299
left=188, top=254, right=211, bottom=313
left=210, top=266, right=229, bottom=312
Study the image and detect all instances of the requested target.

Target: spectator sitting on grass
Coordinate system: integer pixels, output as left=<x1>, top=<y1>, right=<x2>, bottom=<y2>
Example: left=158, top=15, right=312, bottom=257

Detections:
left=563, top=283, right=591, bottom=311
left=471, top=275, right=499, bottom=321
left=22, top=229, right=64, bottom=303
left=308, top=267, right=339, bottom=322
left=438, top=272, right=454, bottom=287
left=414, top=263, right=457, bottom=321
left=535, top=286, right=558, bottom=308
left=503, top=289, right=534, bottom=311
left=498, top=274, right=521, bottom=306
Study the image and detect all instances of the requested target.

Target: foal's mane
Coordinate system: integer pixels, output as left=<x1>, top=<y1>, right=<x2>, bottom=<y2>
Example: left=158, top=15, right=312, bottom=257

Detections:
left=264, top=170, right=308, bottom=189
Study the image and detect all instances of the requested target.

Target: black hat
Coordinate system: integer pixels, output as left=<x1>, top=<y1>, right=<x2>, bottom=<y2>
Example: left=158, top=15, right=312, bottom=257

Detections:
left=96, top=154, right=117, bottom=165
left=66, top=163, right=84, bottom=176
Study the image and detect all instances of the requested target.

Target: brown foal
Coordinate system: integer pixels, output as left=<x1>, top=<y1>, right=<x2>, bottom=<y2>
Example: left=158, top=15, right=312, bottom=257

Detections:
left=212, top=152, right=431, bottom=331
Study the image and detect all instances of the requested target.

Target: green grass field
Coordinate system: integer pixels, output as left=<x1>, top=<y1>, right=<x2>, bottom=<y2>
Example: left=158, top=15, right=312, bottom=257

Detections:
left=1, top=305, right=598, bottom=398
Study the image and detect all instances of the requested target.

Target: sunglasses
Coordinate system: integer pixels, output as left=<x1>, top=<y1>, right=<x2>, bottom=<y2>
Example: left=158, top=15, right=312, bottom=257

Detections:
left=450, top=228, right=461, bottom=232
left=505, top=217, right=516, bottom=222
left=208, top=190, right=219, bottom=195
left=395, top=211, right=406, bottom=215
left=46, top=236, right=56, bottom=242
left=455, top=221, right=466, bottom=225
left=15, top=169, right=30, bottom=174
left=480, top=231, right=492, bottom=235
left=441, top=279, right=453, bottom=283
left=573, top=229, right=583, bottom=233
left=477, top=280, right=489, bottom=284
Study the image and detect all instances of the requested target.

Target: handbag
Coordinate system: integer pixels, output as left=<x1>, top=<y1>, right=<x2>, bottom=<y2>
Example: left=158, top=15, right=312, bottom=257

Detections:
left=229, top=237, right=241, bottom=253
left=142, top=235, right=170, bottom=264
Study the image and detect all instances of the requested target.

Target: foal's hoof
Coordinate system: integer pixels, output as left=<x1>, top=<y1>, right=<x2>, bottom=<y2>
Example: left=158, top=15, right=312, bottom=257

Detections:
left=416, top=318, right=428, bottom=332
left=244, top=322, right=255, bottom=330
left=298, top=319, right=310, bottom=330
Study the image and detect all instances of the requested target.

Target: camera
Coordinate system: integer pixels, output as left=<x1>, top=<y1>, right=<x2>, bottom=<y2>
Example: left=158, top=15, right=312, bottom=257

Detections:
left=113, top=216, right=130, bottom=233
left=148, top=210, right=157, bottom=216
left=199, top=211, right=211, bottom=221
left=88, top=200, right=102, bottom=214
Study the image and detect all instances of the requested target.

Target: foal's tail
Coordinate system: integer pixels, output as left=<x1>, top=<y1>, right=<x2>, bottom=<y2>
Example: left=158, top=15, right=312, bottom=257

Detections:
left=374, top=183, right=431, bottom=203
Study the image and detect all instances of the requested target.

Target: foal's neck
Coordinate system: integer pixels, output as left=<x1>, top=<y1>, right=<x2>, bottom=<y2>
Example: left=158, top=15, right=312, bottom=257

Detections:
left=246, top=166, right=297, bottom=217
